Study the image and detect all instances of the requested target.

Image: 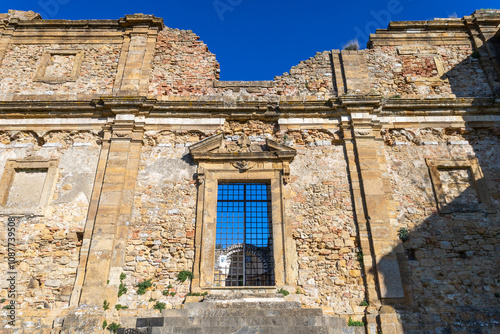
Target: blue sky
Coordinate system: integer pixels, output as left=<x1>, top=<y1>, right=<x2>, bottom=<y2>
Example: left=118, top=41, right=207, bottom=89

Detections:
left=1, top=0, right=499, bottom=80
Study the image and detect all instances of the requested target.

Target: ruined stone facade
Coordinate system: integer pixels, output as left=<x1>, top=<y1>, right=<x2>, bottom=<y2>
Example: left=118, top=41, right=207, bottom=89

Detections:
left=0, top=8, right=499, bottom=334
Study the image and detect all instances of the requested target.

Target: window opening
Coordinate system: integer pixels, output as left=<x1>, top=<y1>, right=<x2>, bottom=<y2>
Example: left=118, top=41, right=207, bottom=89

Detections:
left=214, top=183, right=274, bottom=286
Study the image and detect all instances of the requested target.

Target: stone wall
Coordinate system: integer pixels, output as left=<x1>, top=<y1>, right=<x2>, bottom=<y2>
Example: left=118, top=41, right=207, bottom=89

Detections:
left=0, top=131, right=100, bottom=314
left=383, top=128, right=500, bottom=332
left=0, top=44, right=120, bottom=98
left=289, top=141, right=363, bottom=313
left=366, top=45, right=493, bottom=98
left=148, top=28, right=219, bottom=96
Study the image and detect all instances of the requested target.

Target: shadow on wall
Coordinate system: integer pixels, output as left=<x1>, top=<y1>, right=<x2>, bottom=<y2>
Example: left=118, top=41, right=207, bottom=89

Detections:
left=374, top=127, right=500, bottom=333
left=445, top=34, right=500, bottom=97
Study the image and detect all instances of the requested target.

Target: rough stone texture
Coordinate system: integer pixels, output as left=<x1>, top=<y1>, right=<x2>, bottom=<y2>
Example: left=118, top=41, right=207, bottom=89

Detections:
left=383, top=128, right=500, bottom=332
left=289, top=142, right=363, bottom=313
left=0, top=131, right=100, bottom=315
left=148, top=28, right=219, bottom=96
left=366, top=46, right=492, bottom=98
left=0, top=44, right=120, bottom=98
left=0, top=8, right=499, bottom=334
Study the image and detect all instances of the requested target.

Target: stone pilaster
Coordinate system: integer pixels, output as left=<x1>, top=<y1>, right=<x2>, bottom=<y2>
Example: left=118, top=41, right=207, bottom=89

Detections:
left=0, top=17, right=13, bottom=66
left=113, top=14, right=163, bottom=96
left=342, top=96, right=404, bottom=332
left=79, top=105, right=146, bottom=306
left=465, top=10, right=500, bottom=95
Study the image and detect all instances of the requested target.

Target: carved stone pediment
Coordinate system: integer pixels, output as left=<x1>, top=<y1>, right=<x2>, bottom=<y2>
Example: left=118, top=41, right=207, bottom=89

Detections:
left=189, top=133, right=296, bottom=163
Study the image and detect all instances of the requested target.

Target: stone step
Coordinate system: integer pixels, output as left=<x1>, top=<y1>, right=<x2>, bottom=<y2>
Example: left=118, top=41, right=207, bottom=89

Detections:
left=152, top=325, right=335, bottom=334
left=160, top=307, right=324, bottom=318
left=154, top=315, right=345, bottom=328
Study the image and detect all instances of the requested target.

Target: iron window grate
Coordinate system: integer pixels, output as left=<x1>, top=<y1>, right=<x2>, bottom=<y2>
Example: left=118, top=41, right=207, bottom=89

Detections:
left=214, top=183, right=274, bottom=287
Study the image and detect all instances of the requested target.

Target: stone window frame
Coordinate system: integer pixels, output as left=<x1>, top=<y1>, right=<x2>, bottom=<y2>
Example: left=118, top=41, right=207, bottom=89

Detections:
left=426, top=158, right=495, bottom=214
left=0, top=158, right=59, bottom=216
left=189, top=134, right=297, bottom=291
left=33, top=49, right=84, bottom=83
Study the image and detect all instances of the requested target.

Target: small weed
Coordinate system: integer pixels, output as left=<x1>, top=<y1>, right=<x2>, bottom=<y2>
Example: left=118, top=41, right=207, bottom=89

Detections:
left=106, top=322, right=121, bottom=333
left=107, top=280, right=109, bottom=284
left=347, top=317, right=365, bottom=327
left=3, top=305, right=10, bottom=309
left=0, top=298, right=6, bottom=303
left=278, top=288, right=289, bottom=296
left=389, top=94, right=401, bottom=99
left=170, top=292, right=176, bottom=297
left=102, top=320, right=108, bottom=329
left=162, top=290, right=169, bottom=296
left=186, top=292, right=208, bottom=296
left=149, top=298, right=156, bottom=302
left=118, top=283, right=128, bottom=297
left=177, top=271, right=194, bottom=282
left=115, top=304, right=128, bottom=310
left=103, top=300, right=110, bottom=310
left=399, top=228, right=410, bottom=242
left=167, top=284, right=173, bottom=289
left=359, top=300, right=369, bottom=306
left=343, top=39, right=360, bottom=51
left=136, top=279, right=153, bottom=295
left=357, top=252, right=364, bottom=262
left=296, top=287, right=303, bottom=294
left=120, top=273, right=126, bottom=281
left=153, top=302, right=167, bottom=311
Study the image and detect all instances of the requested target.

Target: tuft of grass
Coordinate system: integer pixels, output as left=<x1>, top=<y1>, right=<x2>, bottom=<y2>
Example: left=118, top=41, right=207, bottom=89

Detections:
left=153, top=302, right=167, bottom=311
left=177, top=271, right=194, bottom=283
left=399, top=228, right=410, bottom=242
left=118, top=283, right=128, bottom=297
left=359, top=300, right=369, bottom=306
left=102, top=320, right=107, bottom=329
left=348, top=317, right=365, bottom=327
left=186, top=292, right=208, bottom=296
left=115, top=304, right=128, bottom=310
left=103, top=300, right=110, bottom=310
left=136, top=279, right=153, bottom=295
left=278, top=288, right=289, bottom=296
left=343, top=39, right=360, bottom=51
left=106, top=322, right=121, bottom=333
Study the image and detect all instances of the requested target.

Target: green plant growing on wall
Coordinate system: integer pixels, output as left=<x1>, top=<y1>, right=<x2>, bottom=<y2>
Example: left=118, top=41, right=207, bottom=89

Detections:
left=103, top=300, right=110, bottom=310
left=359, top=300, right=369, bottom=306
left=186, top=292, right=208, bottom=296
left=357, top=252, right=364, bottom=262
left=343, top=39, right=360, bottom=51
left=153, top=302, right=167, bottom=311
left=102, top=320, right=108, bottom=329
left=115, top=304, right=128, bottom=310
left=177, top=271, right=194, bottom=282
left=106, top=322, right=121, bottom=333
left=118, top=273, right=127, bottom=297
left=278, top=288, right=289, bottom=296
left=399, top=228, right=410, bottom=242
left=347, top=317, right=365, bottom=326
left=136, top=279, right=153, bottom=295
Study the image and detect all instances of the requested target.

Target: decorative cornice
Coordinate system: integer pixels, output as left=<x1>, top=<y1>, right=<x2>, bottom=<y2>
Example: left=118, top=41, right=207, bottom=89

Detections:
left=0, top=96, right=498, bottom=120
left=189, top=133, right=296, bottom=164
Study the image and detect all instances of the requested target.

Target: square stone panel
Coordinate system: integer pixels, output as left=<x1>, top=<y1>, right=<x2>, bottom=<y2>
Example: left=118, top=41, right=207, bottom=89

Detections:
left=33, top=49, right=84, bottom=83
left=426, top=158, right=495, bottom=214
left=6, top=168, right=48, bottom=207
left=0, top=159, right=59, bottom=216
